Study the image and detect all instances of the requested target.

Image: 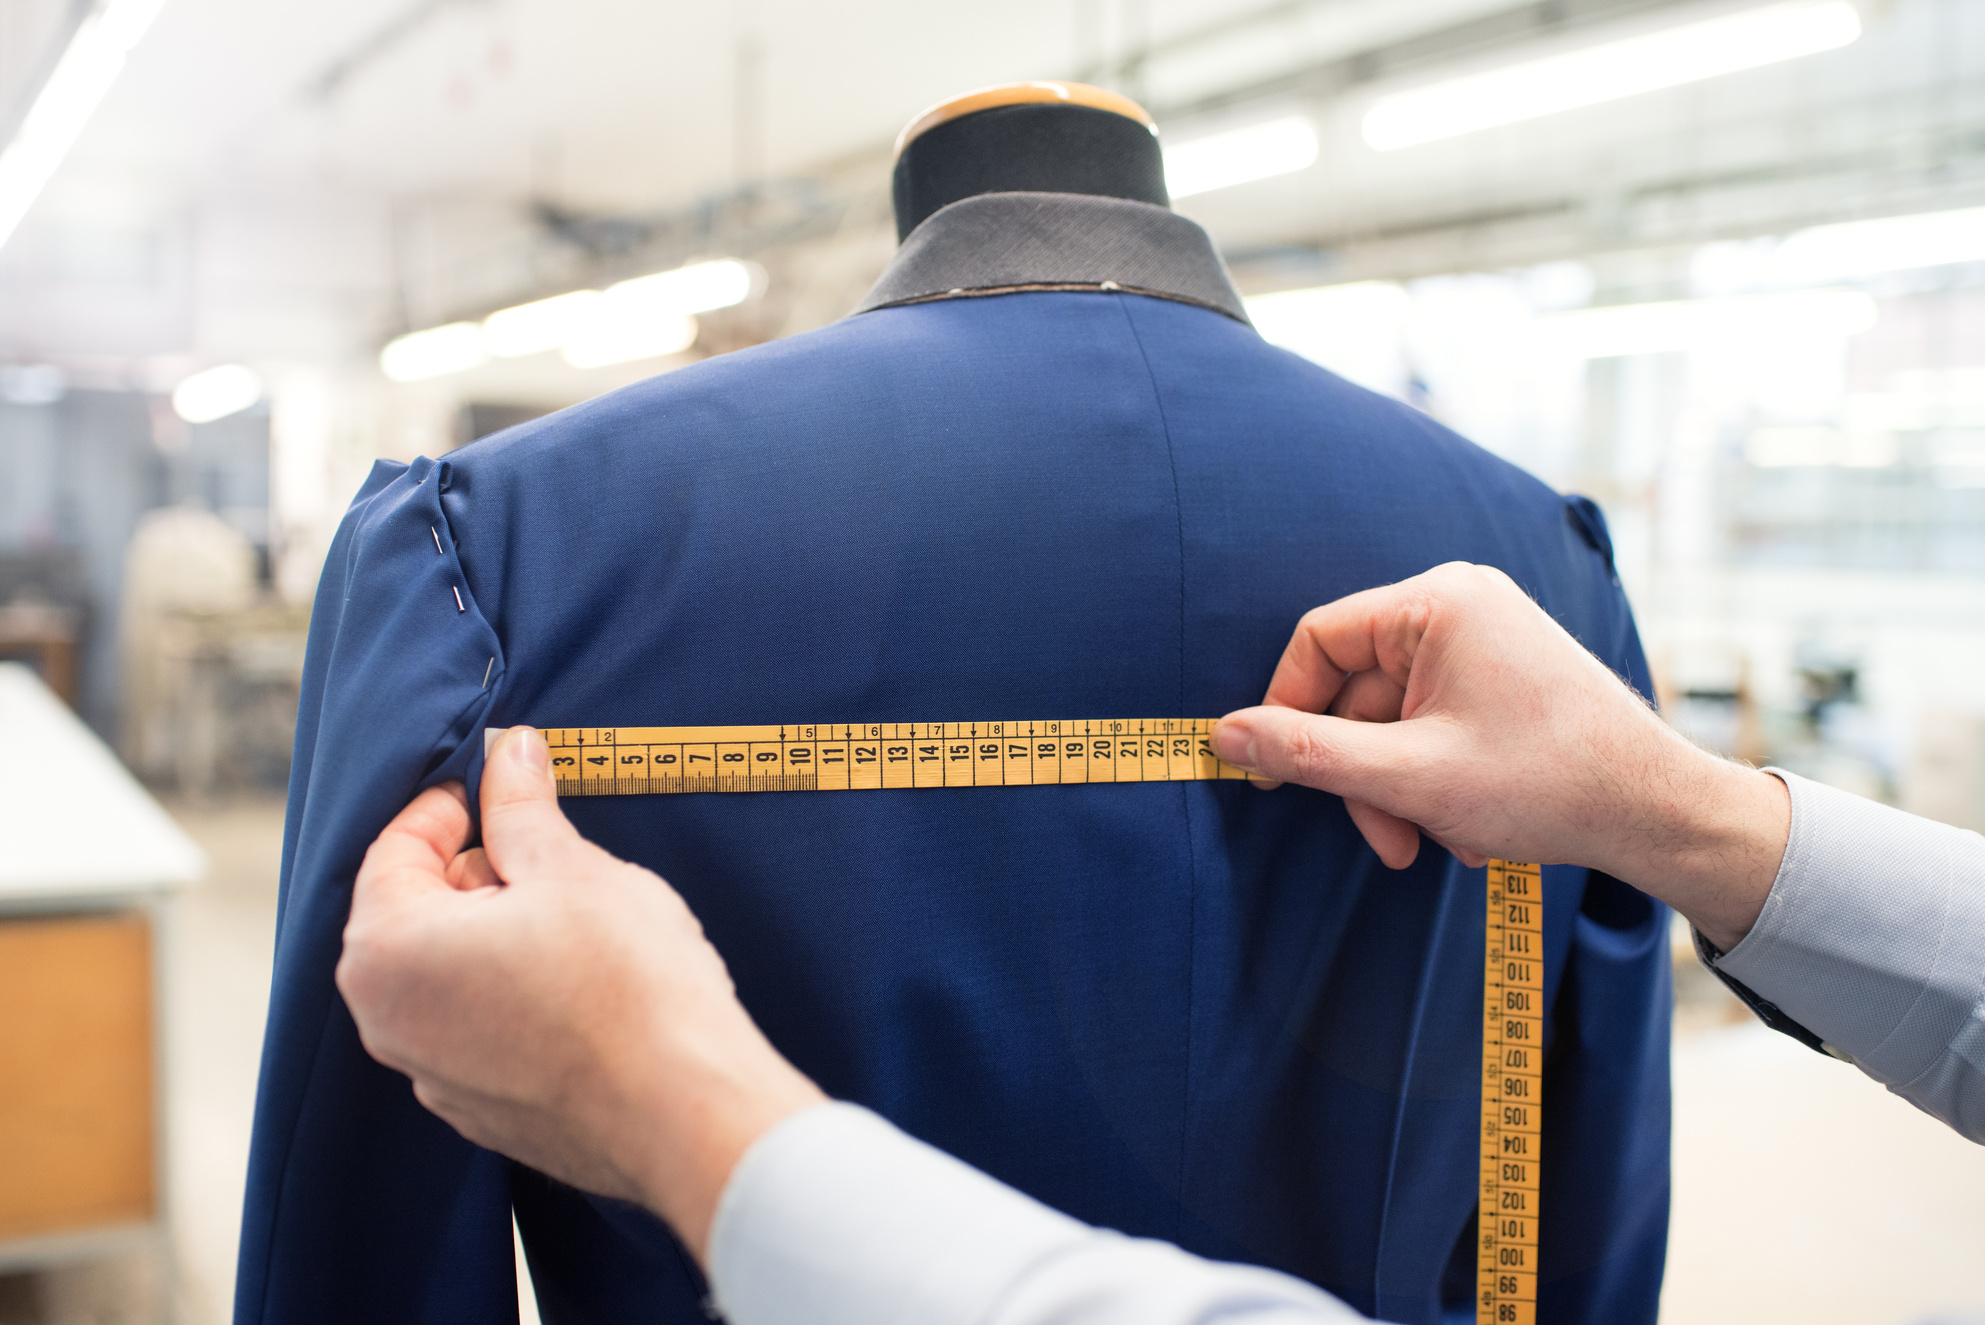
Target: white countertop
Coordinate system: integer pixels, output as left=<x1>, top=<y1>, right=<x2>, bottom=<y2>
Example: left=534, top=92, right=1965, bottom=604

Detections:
left=0, top=662, right=205, bottom=904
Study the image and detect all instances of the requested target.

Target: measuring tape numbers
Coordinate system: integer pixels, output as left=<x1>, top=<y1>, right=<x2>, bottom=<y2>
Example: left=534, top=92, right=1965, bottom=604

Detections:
left=517, top=718, right=1253, bottom=794
left=495, top=717, right=1541, bottom=1320
left=1479, top=860, right=1544, bottom=1325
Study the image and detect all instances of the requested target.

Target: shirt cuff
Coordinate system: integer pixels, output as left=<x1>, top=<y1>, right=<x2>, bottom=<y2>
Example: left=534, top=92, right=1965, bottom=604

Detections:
left=1711, top=769, right=1985, bottom=1096
left=707, top=1102, right=1093, bottom=1325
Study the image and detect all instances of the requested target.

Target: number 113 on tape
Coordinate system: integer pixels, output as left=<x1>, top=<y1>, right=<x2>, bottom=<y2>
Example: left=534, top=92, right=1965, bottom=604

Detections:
left=1479, top=860, right=1543, bottom=1325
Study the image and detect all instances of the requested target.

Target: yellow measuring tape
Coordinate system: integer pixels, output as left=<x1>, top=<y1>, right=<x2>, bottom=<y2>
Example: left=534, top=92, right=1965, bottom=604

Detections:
left=1480, top=861, right=1543, bottom=1325
left=527, top=718, right=1250, bottom=793
left=506, top=719, right=1540, bottom=1322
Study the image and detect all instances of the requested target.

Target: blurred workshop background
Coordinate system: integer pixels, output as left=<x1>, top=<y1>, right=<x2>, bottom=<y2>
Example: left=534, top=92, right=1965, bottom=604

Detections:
left=1, top=0, right=1983, bottom=1321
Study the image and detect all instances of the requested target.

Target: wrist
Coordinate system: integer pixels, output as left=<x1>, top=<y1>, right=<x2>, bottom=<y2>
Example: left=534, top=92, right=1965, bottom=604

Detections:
left=1603, top=740, right=1789, bottom=951
left=623, top=1028, right=826, bottom=1265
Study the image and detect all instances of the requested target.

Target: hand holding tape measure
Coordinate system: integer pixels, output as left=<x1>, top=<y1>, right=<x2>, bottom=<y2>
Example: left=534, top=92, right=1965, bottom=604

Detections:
left=346, top=561, right=1800, bottom=1323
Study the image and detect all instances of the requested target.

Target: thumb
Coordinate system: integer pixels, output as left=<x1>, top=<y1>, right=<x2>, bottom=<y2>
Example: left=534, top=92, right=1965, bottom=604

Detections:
left=1213, top=705, right=1418, bottom=803
left=481, top=727, right=589, bottom=883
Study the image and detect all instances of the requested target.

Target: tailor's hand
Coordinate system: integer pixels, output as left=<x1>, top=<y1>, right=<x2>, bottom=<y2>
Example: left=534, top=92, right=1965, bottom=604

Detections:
left=336, top=727, right=826, bottom=1263
left=1211, top=562, right=1789, bottom=951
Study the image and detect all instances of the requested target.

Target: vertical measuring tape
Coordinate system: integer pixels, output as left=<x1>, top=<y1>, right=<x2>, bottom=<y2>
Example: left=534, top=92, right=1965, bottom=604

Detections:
left=498, top=721, right=1542, bottom=1314
left=1479, top=860, right=1544, bottom=1325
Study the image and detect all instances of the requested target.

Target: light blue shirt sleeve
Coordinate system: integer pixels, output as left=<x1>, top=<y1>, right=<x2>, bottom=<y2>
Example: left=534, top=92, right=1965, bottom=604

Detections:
left=1709, top=770, right=1985, bottom=1143
left=705, top=771, right=1985, bottom=1325
left=707, top=1103, right=1369, bottom=1325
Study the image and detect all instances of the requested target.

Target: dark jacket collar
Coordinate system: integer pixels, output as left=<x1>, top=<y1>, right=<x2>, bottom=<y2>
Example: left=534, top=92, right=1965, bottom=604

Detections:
left=854, top=191, right=1250, bottom=325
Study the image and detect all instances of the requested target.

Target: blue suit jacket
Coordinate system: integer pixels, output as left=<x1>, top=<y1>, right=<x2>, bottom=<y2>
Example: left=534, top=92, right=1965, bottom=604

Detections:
left=241, top=200, right=1669, bottom=1325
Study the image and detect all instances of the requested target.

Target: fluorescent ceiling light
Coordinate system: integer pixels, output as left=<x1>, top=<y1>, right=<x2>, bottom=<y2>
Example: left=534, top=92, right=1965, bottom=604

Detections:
left=1746, top=426, right=1897, bottom=468
left=0, top=364, right=67, bottom=405
left=1247, top=280, right=1413, bottom=330
left=1532, top=285, right=1873, bottom=357
left=384, top=258, right=755, bottom=380
left=605, top=259, right=756, bottom=317
left=171, top=363, right=262, bottom=423
left=1164, top=116, right=1318, bottom=199
left=1244, top=281, right=1413, bottom=395
left=1888, top=366, right=1985, bottom=401
left=381, top=323, right=490, bottom=382
left=0, top=0, right=170, bottom=253
left=482, top=290, right=603, bottom=357
left=561, top=313, right=698, bottom=370
left=1841, top=380, right=1985, bottom=431
left=1773, top=206, right=1985, bottom=283
left=1535, top=289, right=1876, bottom=358
left=1362, top=1, right=1861, bottom=151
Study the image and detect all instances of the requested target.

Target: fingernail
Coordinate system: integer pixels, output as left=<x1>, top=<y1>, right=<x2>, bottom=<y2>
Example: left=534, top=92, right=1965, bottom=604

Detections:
left=510, top=726, right=549, bottom=780
left=1211, top=718, right=1256, bottom=768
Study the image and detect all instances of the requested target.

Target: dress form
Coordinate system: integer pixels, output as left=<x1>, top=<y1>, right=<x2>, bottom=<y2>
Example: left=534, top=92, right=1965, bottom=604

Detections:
left=890, top=82, right=1168, bottom=241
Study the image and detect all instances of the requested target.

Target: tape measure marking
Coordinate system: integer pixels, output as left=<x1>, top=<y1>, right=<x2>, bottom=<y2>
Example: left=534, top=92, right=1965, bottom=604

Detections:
left=506, top=718, right=1253, bottom=795
left=1479, top=860, right=1544, bottom=1325
left=492, top=718, right=1541, bottom=1313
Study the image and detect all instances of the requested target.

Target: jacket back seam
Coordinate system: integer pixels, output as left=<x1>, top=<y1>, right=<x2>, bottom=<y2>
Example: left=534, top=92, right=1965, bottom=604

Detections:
left=1112, top=293, right=1200, bottom=1241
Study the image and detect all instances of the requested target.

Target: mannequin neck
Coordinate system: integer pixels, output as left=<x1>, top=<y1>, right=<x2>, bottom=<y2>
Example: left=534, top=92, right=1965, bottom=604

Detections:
left=891, top=103, right=1169, bottom=242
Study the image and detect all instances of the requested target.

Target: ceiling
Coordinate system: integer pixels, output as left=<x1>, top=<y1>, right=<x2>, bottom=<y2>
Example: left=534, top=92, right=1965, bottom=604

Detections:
left=1, top=0, right=1981, bottom=397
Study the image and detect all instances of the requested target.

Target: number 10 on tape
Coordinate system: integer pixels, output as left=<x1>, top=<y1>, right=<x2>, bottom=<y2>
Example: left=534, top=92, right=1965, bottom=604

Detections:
left=1479, top=861, right=1543, bottom=1325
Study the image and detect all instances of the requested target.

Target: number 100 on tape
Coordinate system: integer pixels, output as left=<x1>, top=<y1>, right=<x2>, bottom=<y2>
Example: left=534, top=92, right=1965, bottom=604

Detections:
left=511, top=718, right=1252, bottom=795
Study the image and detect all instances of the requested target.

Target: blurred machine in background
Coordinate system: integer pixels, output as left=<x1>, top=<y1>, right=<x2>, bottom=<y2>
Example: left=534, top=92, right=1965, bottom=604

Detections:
left=0, top=551, right=88, bottom=709
left=0, top=382, right=306, bottom=796
left=120, top=509, right=307, bottom=800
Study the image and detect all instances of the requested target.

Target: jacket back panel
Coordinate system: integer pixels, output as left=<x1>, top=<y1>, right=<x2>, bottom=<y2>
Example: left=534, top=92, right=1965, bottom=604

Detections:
left=242, top=291, right=1672, bottom=1325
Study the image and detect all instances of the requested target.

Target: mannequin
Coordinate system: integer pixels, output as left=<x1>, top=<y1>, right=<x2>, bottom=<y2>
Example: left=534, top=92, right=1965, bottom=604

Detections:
left=890, top=82, right=1168, bottom=241
left=242, top=74, right=1671, bottom=1325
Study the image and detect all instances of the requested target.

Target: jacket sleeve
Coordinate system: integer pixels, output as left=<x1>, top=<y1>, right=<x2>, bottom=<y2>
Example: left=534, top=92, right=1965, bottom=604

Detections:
left=235, top=456, right=519, bottom=1325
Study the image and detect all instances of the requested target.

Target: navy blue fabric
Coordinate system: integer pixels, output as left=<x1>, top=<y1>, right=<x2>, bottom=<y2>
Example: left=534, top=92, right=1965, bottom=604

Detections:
left=240, top=290, right=1671, bottom=1325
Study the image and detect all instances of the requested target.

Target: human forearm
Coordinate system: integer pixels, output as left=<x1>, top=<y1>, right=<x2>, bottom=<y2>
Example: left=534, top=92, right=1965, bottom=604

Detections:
left=616, top=1025, right=826, bottom=1259
left=1582, top=736, right=1790, bottom=953
left=1212, top=565, right=1985, bottom=1141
